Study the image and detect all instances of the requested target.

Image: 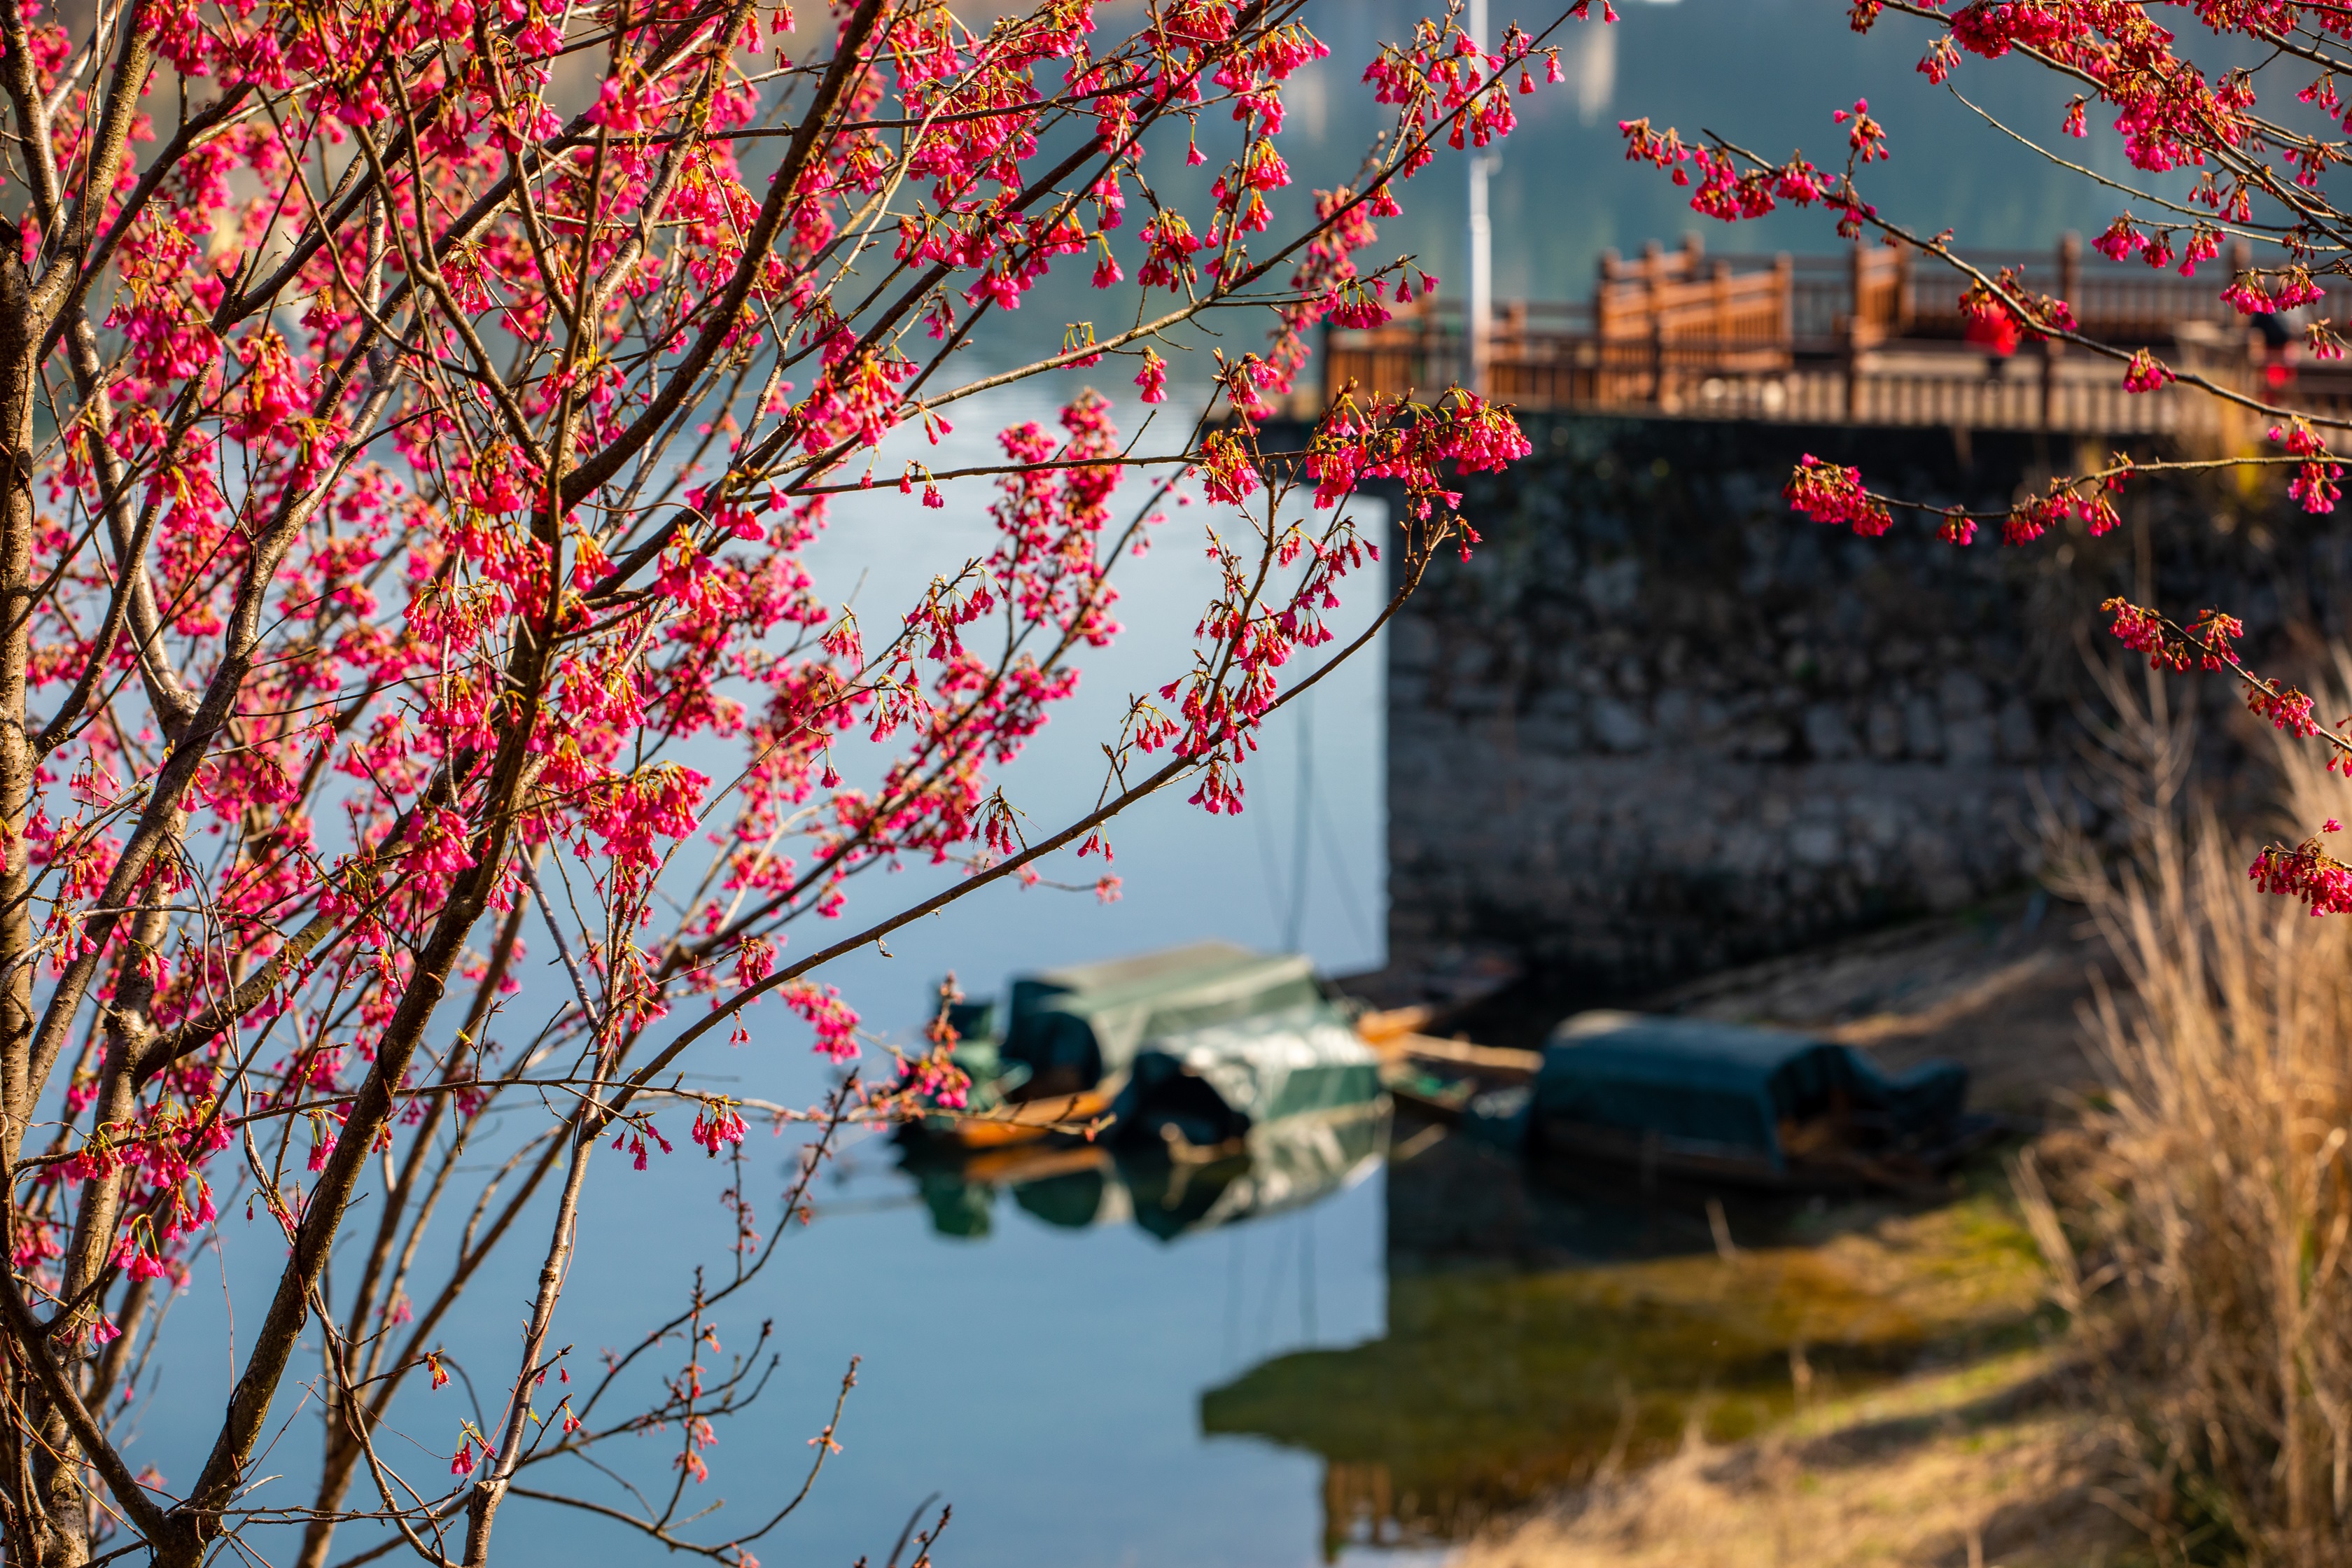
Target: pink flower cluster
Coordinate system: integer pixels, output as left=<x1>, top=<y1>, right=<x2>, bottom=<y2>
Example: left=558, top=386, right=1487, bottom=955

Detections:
left=1783, top=456, right=1892, bottom=537
left=2123, top=348, right=2175, bottom=393
left=2224, top=269, right=2328, bottom=316
left=2270, top=419, right=2344, bottom=514
left=690, top=1100, right=750, bottom=1156
left=2094, top=214, right=2224, bottom=277
left=2250, top=839, right=2352, bottom=917
left=2099, top=598, right=2244, bottom=674
left=2001, top=475, right=2120, bottom=545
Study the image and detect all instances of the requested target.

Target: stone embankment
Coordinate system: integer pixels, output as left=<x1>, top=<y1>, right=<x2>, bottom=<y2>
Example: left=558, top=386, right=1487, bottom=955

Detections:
left=1344, top=413, right=2352, bottom=995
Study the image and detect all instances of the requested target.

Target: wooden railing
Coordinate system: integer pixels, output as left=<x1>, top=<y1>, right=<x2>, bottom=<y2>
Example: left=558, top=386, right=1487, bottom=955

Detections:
left=1320, top=232, right=2328, bottom=440
left=1595, top=248, right=1792, bottom=364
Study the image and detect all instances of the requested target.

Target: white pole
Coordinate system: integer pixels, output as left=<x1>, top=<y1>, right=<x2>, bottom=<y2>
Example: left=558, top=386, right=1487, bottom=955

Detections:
left=1465, top=0, right=1492, bottom=396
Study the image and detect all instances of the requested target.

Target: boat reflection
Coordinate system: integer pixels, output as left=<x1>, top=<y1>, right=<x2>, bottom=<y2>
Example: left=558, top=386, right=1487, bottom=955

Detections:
left=898, top=1102, right=1387, bottom=1242
left=1011, top=1158, right=1131, bottom=1230
left=902, top=1143, right=1124, bottom=1238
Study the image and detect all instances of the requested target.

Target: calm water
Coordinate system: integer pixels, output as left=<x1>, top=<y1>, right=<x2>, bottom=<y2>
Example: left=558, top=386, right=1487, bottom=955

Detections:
left=531, top=1121, right=1401, bottom=1568
left=478, top=1118, right=1998, bottom=1568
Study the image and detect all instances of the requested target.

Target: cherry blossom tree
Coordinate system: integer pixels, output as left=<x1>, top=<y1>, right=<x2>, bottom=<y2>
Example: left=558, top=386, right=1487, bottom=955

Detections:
left=1617, top=0, right=2352, bottom=911
left=0, top=0, right=1555, bottom=1560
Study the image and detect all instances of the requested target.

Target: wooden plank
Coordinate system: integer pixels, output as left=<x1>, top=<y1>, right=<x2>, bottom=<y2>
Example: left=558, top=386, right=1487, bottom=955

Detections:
left=1380, top=1034, right=1545, bottom=1075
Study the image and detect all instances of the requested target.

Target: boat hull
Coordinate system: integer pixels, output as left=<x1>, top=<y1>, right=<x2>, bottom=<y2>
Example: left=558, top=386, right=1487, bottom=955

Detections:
left=909, top=1088, right=1114, bottom=1149
left=1530, top=1111, right=2008, bottom=1194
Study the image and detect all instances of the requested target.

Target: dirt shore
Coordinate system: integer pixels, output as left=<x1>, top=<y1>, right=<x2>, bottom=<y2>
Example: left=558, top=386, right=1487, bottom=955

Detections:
left=1450, top=1345, right=2134, bottom=1568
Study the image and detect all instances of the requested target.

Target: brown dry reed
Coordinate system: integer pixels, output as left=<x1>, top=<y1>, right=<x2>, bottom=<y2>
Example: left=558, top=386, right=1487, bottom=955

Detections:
left=2036, top=652, right=2352, bottom=1566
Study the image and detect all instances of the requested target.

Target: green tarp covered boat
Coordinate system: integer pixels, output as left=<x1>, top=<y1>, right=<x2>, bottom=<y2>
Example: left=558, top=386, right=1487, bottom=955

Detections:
left=911, top=941, right=1387, bottom=1154
left=1109, top=1000, right=1385, bottom=1151
left=1001, top=941, right=1327, bottom=1096
left=1529, top=1011, right=1971, bottom=1189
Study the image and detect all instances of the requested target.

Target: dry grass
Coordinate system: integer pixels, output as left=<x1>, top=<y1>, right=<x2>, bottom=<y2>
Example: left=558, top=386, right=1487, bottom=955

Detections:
left=2033, top=655, right=2352, bottom=1564
left=1452, top=1347, right=2134, bottom=1568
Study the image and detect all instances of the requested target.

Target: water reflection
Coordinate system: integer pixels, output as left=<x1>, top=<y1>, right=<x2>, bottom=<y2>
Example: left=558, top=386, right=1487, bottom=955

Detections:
left=897, top=1102, right=1388, bottom=1242
left=1199, top=1133, right=2045, bottom=1559
left=867, top=1104, right=2040, bottom=1568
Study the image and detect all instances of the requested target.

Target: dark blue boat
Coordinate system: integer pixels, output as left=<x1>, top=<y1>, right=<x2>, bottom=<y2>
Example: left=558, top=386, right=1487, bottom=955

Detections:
left=1527, top=1011, right=1975, bottom=1189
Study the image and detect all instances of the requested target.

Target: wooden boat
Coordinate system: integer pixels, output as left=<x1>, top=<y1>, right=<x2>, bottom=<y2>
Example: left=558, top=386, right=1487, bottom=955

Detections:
left=909, top=941, right=1360, bottom=1152
left=911, top=1089, right=1114, bottom=1150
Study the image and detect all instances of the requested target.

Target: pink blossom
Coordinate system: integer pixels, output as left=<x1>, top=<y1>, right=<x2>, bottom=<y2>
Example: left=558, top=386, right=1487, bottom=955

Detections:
left=1136, top=349, right=1169, bottom=405
left=2123, top=349, right=2174, bottom=393
left=1784, top=456, right=1891, bottom=537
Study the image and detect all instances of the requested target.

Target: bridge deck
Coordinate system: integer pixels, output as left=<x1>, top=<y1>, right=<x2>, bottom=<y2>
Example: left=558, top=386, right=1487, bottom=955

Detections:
left=1319, top=234, right=2352, bottom=440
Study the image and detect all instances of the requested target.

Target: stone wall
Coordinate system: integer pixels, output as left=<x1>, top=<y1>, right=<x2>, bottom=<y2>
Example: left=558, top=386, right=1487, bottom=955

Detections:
left=1358, top=414, right=2352, bottom=997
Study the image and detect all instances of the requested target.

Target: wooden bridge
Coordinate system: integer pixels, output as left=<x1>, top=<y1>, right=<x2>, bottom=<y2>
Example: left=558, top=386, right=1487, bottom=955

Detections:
left=1320, top=234, right=2352, bottom=442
